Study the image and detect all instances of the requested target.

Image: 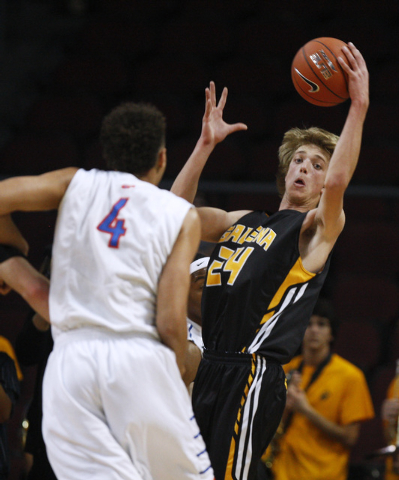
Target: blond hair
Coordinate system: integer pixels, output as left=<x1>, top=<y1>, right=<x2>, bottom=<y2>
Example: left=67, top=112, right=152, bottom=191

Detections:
left=276, top=127, right=339, bottom=196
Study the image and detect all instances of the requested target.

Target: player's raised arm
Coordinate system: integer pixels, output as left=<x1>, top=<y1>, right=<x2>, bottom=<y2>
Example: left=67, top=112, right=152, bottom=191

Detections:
left=171, top=81, right=247, bottom=203
left=0, top=167, right=78, bottom=215
left=171, top=82, right=249, bottom=241
left=316, top=42, right=369, bottom=237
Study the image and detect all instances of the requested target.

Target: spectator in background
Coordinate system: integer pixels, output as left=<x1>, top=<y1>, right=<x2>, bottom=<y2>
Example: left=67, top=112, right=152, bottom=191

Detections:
left=263, top=298, right=374, bottom=480
left=0, top=338, right=23, bottom=384
left=16, top=312, right=55, bottom=480
left=0, top=349, right=20, bottom=480
left=15, top=247, right=56, bottom=480
left=381, top=368, right=399, bottom=480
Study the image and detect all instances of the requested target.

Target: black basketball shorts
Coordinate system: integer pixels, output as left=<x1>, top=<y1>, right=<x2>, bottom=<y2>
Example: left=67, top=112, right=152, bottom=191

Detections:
left=192, top=350, right=286, bottom=480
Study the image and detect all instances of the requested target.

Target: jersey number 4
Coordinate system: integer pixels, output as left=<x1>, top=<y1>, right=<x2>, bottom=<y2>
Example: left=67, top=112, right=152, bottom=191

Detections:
left=97, top=198, right=129, bottom=248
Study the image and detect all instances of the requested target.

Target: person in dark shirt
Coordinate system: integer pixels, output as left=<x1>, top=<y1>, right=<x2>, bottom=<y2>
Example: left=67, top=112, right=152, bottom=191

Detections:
left=15, top=248, right=56, bottom=480
left=0, top=352, right=20, bottom=480
left=16, top=311, right=55, bottom=480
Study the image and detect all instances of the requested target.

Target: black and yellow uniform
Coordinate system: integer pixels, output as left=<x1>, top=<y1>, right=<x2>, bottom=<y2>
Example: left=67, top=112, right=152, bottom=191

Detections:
left=192, top=210, right=332, bottom=480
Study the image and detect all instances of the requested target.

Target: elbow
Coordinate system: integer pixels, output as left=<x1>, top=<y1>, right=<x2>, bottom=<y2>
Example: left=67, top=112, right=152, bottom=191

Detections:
left=324, top=174, right=349, bottom=193
left=22, top=278, right=50, bottom=322
left=24, top=278, right=48, bottom=304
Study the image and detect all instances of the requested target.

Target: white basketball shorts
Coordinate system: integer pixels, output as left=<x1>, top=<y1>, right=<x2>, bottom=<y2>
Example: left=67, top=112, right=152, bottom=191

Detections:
left=42, top=329, right=214, bottom=480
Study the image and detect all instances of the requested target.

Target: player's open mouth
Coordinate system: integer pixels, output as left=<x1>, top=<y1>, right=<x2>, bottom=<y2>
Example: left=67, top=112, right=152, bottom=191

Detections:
left=294, top=178, right=305, bottom=186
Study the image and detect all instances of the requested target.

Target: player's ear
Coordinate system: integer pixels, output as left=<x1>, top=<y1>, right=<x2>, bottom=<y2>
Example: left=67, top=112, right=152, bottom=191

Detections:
left=156, top=147, right=167, bottom=172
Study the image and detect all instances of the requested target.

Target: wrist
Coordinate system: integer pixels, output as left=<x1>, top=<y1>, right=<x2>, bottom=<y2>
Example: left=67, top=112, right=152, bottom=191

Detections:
left=196, top=136, right=217, bottom=153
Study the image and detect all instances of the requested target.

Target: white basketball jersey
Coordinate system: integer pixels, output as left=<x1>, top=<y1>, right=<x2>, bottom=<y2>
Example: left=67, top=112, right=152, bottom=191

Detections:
left=49, top=168, right=192, bottom=340
left=187, top=319, right=204, bottom=353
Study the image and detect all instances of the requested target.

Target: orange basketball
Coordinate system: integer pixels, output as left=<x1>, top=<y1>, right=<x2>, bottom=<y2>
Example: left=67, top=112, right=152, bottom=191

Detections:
left=291, top=37, right=349, bottom=106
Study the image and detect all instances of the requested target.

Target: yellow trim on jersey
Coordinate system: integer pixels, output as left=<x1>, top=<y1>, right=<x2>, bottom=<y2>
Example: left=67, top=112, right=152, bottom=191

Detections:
left=260, top=310, right=276, bottom=326
left=269, top=257, right=315, bottom=311
left=225, top=355, right=257, bottom=480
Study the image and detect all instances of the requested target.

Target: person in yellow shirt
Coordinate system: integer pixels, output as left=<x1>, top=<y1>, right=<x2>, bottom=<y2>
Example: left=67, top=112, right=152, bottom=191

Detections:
left=0, top=336, right=22, bottom=479
left=0, top=336, right=22, bottom=382
left=381, top=375, right=399, bottom=480
left=267, top=298, right=374, bottom=480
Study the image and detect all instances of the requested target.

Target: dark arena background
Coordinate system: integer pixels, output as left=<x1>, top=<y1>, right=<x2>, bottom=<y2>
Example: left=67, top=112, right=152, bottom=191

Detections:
left=1, top=1, right=399, bottom=479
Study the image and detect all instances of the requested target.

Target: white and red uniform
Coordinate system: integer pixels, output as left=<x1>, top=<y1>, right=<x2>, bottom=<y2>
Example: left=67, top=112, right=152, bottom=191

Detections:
left=43, top=169, right=213, bottom=480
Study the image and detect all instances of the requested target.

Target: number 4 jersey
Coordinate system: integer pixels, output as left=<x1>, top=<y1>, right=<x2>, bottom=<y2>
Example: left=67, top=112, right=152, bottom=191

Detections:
left=202, top=210, right=332, bottom=364
left=49, top=168, right=192, bottom=339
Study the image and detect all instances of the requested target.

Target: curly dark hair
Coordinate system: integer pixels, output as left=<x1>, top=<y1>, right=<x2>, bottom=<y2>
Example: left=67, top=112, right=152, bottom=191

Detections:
left=100, top=102, right=166, bottom=176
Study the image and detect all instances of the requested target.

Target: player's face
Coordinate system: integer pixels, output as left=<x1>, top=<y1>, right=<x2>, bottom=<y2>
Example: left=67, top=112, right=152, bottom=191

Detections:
left=284, top=144, right=329, bottom=207
left=187, top=267, right=207, bottom=325
left=303, top=314, right=333, bottom=351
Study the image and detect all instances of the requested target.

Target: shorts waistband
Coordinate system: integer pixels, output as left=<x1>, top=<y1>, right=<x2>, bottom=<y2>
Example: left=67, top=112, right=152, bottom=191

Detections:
left=203, top=349, right=281, bottom=365
left=53, top=327, right=157, bottom=346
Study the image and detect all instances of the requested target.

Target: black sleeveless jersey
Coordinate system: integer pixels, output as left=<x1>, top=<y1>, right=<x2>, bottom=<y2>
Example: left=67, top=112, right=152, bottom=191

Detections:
left=201, top=209, right=331, bottom=364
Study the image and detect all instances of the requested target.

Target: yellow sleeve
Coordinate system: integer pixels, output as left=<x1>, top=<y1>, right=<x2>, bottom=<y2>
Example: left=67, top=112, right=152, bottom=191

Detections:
left=340, top=365, right=374, bottom=425
left=0, top=336, right=23, bottom=381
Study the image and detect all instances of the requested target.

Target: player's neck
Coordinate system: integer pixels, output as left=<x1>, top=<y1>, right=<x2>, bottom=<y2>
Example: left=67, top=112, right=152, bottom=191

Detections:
left=302, top=344, right=331, bottom=367
left=279, top=195, right=316, bottom=213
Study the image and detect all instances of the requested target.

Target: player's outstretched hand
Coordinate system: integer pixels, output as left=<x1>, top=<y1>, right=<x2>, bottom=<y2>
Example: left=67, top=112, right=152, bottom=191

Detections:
left=200, top=81, right=247, bottom=148
left=338, top=42, right=369, bottom=109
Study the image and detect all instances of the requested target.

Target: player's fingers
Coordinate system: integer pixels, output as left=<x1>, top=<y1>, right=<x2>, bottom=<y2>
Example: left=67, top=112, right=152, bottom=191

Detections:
left=342, top=45, right=357, bottom=70
left=337, top=55, right=351, bottom=74
left=204, top=97, right=212, bottom=119
left=348, top=42, right=367, bottom=70
left=229, top=122, right=248, bottom=133
left=204, top=88, right=211, bottom=110
left=218, top=87, right=228, bottom=110
left=210, top=81, right=217, bottom=106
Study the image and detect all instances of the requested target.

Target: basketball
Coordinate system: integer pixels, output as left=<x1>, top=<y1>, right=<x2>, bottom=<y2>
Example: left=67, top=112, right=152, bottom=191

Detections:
left=291, top=37, right=349, bottom=107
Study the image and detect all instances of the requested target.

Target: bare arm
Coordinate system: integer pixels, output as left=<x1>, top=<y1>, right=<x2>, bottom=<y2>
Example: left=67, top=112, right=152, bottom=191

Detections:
left=197, top=206, right=252, bottom=243
left=302, top=404, right=361, bottom=448
left=0, top=215, right=29, bottom=255
left=300, top=43, right=369, bottom=273
left=182, top=341, right=202, bottom=388
left=156, top=208, right=201, bottom=376
left=0, top=167, right=78, bottom=215
left=288, top=381, right=360, bottom=448
left=316, top=43, right=369, bottom=239
left=171, top=82, right=247, bottom=203
left=171, top=82, right=250, bottom=241
left=0, top=257, right=50, bottom=322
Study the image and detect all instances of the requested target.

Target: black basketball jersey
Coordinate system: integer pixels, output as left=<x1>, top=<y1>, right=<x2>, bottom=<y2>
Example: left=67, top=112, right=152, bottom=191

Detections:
left=202, top=209, right=331, bottom=364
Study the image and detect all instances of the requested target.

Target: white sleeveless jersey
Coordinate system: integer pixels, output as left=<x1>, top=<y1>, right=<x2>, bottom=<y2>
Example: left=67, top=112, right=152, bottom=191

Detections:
left=49, top=168, right=192, bottom=340
left=187, top=319, right=204, bottom=354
